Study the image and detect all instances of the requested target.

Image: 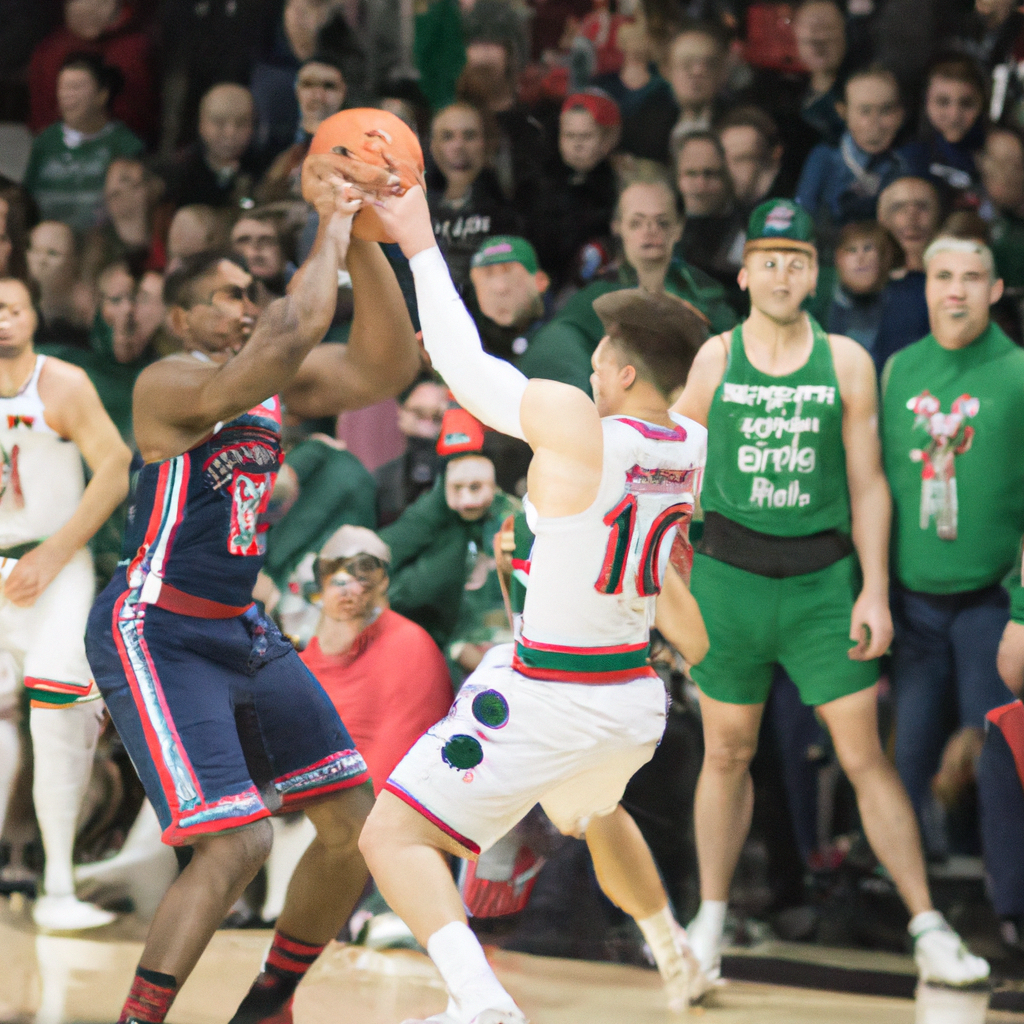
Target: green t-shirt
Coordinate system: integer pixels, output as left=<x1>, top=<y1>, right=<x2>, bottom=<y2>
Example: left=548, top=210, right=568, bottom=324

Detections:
left=702, top=316, right=851, bottom=537
left=23, top=121, right=144, bottom=233
left=881, top=321, right=1024, bottom=594
left=518, top=259, right=739, bottom=395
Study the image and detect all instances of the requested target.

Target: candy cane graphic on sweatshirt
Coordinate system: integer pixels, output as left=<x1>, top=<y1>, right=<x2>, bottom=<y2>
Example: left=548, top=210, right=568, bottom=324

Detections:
left=907, top=391, right=979, bottom=540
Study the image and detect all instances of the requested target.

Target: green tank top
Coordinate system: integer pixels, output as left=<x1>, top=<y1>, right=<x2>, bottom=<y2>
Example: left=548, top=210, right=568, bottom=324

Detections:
left=703, top=316, right=851, bottom=537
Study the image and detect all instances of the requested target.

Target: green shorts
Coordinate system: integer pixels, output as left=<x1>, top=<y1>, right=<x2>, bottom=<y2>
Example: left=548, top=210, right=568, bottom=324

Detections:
left=689, top=552, right=878, bottom=707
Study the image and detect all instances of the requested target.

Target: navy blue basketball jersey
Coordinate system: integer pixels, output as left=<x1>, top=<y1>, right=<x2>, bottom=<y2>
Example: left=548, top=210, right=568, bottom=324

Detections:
left=122, top=397, right=282, bottom=614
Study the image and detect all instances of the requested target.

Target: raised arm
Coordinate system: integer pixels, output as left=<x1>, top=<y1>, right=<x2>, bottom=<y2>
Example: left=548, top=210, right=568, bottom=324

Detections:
left=373, top=185, right=603, bottom=517
left=5, top=361, right=132, bottom=607
left=134, top=157, right=379, bottom=460
left=834, top=334, right=894, bottom=661
left=281, top=238, right=421, bottom=418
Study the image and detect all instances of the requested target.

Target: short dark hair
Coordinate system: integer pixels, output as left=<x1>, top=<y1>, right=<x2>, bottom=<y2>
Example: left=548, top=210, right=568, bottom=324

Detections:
left=844, top=63, right=901, bottom=104
left=671, top=128, right=727, bottom=164
left=163, top=250, right=247, bottom=309
left=836, top=221, right=902, bottom=286
left=715, top=105, right=781, bottom=154
left=926, top=54, right=987, bottom=102
left=60, top=51, right=123, bottom=107
left=593, top=289, right=709, bottom=398
left=671, top=17, right=732, bottom=53
left=298, top=51, right=347, bottom=79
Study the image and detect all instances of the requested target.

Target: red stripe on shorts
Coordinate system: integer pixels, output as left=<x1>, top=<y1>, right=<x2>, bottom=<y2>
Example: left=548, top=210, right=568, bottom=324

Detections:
left=382, top=781, right=481, bottom=855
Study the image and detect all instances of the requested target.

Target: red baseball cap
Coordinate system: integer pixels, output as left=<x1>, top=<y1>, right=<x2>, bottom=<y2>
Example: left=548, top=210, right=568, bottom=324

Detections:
left=561, top=89, right=621, bottom=128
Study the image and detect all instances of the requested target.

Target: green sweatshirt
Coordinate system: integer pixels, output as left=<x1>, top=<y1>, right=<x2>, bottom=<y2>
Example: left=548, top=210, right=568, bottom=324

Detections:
left=881, top=321, right=1024, bottom=593
left=381, top=475, right=516, bottom=649
left=518, top=259, right=739, bottom=394
left=262, top=437, right=377, bottom=590
left=24, top=121, right=144, bottom=232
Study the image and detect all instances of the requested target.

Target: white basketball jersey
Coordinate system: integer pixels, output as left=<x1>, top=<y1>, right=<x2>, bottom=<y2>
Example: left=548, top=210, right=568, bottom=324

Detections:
left=0, top=356, right=86, bottom=548
left=514, top=414, right=706, bottom=682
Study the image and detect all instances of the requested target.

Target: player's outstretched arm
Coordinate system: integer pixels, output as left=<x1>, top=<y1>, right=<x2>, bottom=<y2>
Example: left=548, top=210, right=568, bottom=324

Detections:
left=373, top=185, right=604, bottom=516
left=833, top=334, right=893, bottom=662
left=134, top=158, right=374, bottom=460
left=281, top=235, right=421, bottom=418
left=655, top=562, right=710, bottom=666
left=4, top=362, right=131, bottom=607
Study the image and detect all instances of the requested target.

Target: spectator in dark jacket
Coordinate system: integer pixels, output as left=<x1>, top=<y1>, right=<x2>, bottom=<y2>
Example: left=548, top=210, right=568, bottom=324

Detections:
left=900, top=55, right=987, bottom=207
left=592, top=20, right=675, bottom=162
left=527, top=90, right=619, bottom=292
left=796, top=65, right=908, bottom=243
left=674, top=129, right=746, bottom=305
left=162, top=84, right=264, bottom=211
left=873, top=176, right=941, bottom=370
left=427, top=100, right=521, bottom=292
left=375, top=379, right=449, bottom=528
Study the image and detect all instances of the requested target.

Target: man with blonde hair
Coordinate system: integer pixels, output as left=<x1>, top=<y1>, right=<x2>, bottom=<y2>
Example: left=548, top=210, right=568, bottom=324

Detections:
left=882, top=234, right=1024, bottom=944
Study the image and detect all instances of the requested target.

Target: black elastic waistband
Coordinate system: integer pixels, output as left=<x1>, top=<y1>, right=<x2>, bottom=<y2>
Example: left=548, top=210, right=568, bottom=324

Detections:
left=697, top=511, right=853, bottom=578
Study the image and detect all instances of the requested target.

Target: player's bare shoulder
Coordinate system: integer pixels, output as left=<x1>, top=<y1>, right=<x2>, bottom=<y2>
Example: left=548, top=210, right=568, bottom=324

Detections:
left=672, top=330, right=731, bottom=425
left=36, top=353, right=93, bottom=398
left=827, top=332, right=878, bottom=400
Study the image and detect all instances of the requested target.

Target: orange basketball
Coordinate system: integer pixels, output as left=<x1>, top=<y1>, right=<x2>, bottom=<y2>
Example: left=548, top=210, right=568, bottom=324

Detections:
left=308, top=108, right=424, bottom=243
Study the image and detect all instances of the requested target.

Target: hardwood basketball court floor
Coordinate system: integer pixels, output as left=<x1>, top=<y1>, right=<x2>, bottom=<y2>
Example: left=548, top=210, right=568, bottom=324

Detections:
left=0, top=898, right=1019, bottom=1024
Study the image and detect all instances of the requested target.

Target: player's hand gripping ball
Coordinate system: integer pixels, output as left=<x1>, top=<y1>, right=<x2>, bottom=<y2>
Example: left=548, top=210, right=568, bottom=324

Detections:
left=306, top=108, right=424, bottom=243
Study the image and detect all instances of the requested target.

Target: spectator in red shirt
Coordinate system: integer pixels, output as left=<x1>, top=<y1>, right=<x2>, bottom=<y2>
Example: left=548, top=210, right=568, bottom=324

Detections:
left=300, top=526, right=454, bottom=795
left=28, top=0, right=157, bottom=144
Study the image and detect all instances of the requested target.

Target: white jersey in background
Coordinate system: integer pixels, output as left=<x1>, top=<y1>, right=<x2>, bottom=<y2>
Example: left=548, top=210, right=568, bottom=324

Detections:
left=0, top=354, right=95, bottom=705
left=0, top=356, right=87, bottom=551
left=515, top=413, right=706, bottom=682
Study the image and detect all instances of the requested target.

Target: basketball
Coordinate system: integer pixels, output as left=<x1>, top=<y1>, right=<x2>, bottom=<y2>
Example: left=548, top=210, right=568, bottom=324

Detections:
left=307, top=108, right=424, bottom=243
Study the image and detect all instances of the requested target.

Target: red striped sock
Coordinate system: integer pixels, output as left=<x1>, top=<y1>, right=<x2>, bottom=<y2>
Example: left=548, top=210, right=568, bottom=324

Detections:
left=119, top=967, right=177, bottom=1024
left=229, top=931, right=326, bottom=1024
left=264, top=930, right=326, bottom=979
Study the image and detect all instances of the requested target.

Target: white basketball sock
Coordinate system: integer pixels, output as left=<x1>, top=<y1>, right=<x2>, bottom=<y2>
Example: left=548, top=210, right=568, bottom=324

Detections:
left=426, top=921, right=518, bottom=1021
left=637, top=906, right=686, bottom=981
left=29, top=702, right=103, bottom=898
left=688, top=899, right=727, bottom=974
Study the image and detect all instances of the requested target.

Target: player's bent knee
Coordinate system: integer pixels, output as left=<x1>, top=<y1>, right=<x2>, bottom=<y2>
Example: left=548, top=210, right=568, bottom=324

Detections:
left=194, top=817, right=275, bottom=872
left=702, top=738, right=757, bottom=774
left=305, top=782, right=374, bottom=851
left=359, top=790, right=456, bottom=863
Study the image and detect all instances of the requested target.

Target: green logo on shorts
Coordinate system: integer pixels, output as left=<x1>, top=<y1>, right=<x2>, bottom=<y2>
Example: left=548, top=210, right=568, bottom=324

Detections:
left=442, top=734, right=484, bottom=770
left=472, top=690, right=509, bottom=728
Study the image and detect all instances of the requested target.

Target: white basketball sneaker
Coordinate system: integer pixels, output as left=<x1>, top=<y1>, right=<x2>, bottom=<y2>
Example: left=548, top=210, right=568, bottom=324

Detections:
left=401, top=1010, right=528, bottom=1024
left=910, top=912, right=990, bottom=987
left=33, top=893, right=116, bottom=931
left=664, top=916, right=712, bottom=1009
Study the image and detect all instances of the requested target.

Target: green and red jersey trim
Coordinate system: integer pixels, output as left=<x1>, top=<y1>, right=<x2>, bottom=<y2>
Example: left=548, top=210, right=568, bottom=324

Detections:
left=513, top=636, right=655, bottom=683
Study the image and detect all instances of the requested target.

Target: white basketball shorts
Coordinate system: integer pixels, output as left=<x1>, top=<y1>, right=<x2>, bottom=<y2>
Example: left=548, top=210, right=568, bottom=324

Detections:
left=0, top=547, right=96, bottom=705
left=385, top=644, right=667, bottom=855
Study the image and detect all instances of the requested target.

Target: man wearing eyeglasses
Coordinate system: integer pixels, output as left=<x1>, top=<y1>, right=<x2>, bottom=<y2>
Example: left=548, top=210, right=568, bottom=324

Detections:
left=84, top=155, right=421, bottom=1024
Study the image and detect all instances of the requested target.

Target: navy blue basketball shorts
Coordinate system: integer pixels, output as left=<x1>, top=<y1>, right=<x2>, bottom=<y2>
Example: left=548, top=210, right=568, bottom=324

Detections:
left=86, top=583, right=369, bottom=846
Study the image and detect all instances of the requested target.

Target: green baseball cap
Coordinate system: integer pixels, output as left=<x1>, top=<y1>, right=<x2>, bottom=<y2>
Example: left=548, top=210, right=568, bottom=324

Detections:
left=745, top=199, right=816, bottom=254
left=471, top=235, right=539, bottom=274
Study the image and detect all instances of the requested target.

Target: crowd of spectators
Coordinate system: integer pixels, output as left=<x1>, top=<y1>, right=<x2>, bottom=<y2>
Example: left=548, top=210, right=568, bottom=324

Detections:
left=2, top=0, right=1024, bottom=966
